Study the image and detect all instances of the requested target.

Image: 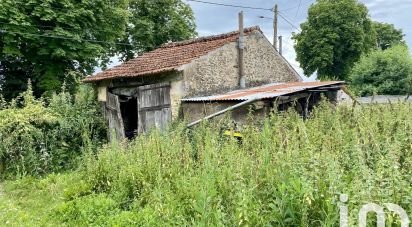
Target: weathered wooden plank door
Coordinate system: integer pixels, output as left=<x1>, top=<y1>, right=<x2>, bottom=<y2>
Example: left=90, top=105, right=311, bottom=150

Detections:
left=137, top=82, right=172, bottom=134
left=106, top=92, right=125, bottom=140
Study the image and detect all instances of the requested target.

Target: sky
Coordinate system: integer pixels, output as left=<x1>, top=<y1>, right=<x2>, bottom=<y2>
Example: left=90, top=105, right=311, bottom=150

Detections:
left=185, top=0, right=412, bottom=81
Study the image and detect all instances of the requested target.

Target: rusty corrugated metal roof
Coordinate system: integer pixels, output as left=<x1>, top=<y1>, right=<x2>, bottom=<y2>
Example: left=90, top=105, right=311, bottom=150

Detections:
left=182, top=81, right=344, bottom=102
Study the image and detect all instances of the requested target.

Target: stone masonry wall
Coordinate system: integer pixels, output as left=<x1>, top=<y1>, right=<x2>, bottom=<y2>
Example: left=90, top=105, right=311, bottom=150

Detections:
left=181, top=31, right=302, bottom=97
left=181, top=101, right=270, bottom=126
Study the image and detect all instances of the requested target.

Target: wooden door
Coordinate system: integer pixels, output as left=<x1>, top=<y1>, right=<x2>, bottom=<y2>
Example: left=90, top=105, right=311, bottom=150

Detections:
left=137, top=82, right=172, bottom=134
left=106, top=92, right=125, bottom=140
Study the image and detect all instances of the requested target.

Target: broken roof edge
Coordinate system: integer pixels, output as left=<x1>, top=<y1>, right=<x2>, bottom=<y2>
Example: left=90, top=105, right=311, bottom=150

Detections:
left=181, top=81, right=345, bottom=102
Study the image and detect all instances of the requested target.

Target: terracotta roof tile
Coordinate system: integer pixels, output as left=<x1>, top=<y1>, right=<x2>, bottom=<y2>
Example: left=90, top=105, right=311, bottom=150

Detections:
left=83, top=26, right=262, bottom=83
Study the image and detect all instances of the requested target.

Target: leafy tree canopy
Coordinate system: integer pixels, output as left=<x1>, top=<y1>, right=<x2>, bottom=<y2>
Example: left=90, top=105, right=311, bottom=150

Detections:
left=0, top=0, right=130, bottom=99
left=0, top=0, right=197, bottom=99
left=120, top=0, right=197, bottom=61
left=373, top=21, right=406, bottom=50
left=350, top=45, right=412, bottom=96
left=293, top=0, right=376, bottom=81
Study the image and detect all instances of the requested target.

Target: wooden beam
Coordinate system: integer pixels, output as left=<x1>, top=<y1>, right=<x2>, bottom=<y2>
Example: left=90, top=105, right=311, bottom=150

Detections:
left=187, top=98, right=258, bottom=128
left=277, top=93, right=310, bottom=103
left=138, top=104, right=171, bottom=112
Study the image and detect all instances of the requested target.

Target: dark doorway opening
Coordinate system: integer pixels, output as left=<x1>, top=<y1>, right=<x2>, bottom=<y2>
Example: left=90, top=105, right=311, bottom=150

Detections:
left=119, top=96, right=138, bottom=139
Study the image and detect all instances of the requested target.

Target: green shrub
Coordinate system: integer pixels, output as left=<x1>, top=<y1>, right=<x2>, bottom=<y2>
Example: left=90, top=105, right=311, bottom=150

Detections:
left=0, top=83, right=106, bottom=178
left=350, top=45, right=412, bottom=96
left=55, top=102, right=412, bottom=226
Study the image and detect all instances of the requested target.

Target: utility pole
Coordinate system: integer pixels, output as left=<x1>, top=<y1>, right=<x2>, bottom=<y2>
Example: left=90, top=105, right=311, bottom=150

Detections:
left=273, top=4, right=278, bottom=50
left=278, top=35, right=283, bottom=55
left=238, top=11, right=245, bottom=88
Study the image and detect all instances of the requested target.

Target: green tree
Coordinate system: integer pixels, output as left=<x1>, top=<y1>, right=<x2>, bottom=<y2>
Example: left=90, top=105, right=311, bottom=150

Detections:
left=0, top=0, right=129, bottom=99
left=119, top=0, right=197, bottom=61
left=350, top=45, right=412, bottom=96
left=293, top=0, right=376, bottom=80
left=373, top=21, right=406, bottom=50
left=0, top=0, right=197, bottom=99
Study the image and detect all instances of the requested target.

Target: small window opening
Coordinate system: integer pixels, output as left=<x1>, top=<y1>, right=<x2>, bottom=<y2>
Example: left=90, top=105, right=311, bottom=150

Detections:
left=119, top=96, right=138, bottom=139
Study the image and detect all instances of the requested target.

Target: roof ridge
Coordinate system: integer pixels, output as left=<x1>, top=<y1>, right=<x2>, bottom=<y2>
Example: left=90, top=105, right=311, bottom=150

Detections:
left=82, top=25, right=268, bottom=83
left=160, top=26, right=262, bottom=48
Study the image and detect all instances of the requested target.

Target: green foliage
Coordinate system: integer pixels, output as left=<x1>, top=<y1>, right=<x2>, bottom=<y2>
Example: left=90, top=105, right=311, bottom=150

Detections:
left=350, top=45, right=412, bottom=96
left=120, top=0, right=197, bottom=60
left=0, top=83, right=106, bottom=178
left=293, top=0, right=376, bottom=80
left=56, top=193, right=121, bottom=226
left=0, top=0, right=129, bottom=98
left=373, top=21, right=406, bottom=50
left=50, top=103, right=411, bottom=226
left=0, top=173, right=81, bottom=226
left=0, top=0, right=197, bottom=99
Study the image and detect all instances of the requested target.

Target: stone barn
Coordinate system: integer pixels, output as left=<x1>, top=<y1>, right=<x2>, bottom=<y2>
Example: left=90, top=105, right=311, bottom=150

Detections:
left=83, top=26, right=344, bottom=139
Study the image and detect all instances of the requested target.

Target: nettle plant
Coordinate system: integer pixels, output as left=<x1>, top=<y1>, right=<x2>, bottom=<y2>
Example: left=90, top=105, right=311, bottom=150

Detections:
left=54, top=101, right=412, bottom=226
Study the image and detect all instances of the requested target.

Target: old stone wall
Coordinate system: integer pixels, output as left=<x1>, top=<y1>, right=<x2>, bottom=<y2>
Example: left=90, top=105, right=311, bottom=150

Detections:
left=243, top=31, right=302, bottom=86
left=181, top=31, right=302, bottom=97
left=181, top=101, right=270, bottom=126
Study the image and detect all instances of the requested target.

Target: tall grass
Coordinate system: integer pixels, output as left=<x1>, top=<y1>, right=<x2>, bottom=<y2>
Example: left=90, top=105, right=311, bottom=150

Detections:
left=56, top=102, right=412, bottom=226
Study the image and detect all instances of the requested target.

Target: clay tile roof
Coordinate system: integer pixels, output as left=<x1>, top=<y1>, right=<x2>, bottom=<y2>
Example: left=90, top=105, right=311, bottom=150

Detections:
left=83, top=26, right=262, bottom=83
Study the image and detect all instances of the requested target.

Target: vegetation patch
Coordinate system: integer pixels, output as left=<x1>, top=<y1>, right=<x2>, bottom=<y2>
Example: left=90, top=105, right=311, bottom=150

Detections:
left=0, top=173, right=80, bottom=226
left=0, top=84, right=106, bottom=179
left=46, top=102, right=412, bottom=225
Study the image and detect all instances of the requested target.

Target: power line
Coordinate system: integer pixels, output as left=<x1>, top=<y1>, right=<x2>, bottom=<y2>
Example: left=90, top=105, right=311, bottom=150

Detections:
left=258, top=14, right=301, bottom=32
left=279, top=0, right=314, bottom=12
left=0, top=29, right=133, bottom=46
left=186, top=0, right=272, bottom=11
left=295, top=0, right=303, bottom=18
left=258, top=16, right=274, bottom=20
left=278, top=12, right=301, bottom=32
left=280, top=4, right=301, bottom=12
left=285, top=40, right=296, bottom=49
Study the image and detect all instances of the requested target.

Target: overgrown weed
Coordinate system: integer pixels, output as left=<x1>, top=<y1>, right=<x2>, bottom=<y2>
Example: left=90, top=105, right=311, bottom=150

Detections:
left=53, top=102, right=412, bottom=226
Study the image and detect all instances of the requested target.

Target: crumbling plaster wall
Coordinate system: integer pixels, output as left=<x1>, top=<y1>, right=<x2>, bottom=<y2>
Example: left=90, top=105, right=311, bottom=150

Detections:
left=181, top=31, right=302, bottom=97
left=169, top=75, right=185, bottom=119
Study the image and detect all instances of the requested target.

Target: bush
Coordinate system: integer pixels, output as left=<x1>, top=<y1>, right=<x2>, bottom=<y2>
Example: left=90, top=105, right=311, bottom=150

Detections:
left=350, top=45, right=412, bottom=96
left=57, top=102, right=412, bottom=226
left=0, top=83, right=106, bottom=178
